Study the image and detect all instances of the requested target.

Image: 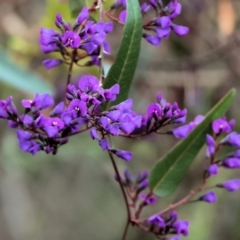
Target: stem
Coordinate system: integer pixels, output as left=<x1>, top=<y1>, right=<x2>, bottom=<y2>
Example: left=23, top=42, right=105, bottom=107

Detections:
left=108, top=151, right=131, bottom=219
left=122, top=221, right=130, bottom=240
left=64, top=50, right=75, bottom=107
left=97, top=0, right=105, bottom=85
left=105, top=12, right=123, bottom=25
left=134, top=191, right=153, bottom=219
left=137, top=174, right=210, bottom=224
left=107, top=151, right=131, bottom=239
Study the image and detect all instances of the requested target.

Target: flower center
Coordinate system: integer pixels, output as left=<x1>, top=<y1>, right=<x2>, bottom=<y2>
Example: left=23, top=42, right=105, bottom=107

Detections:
left=67, top=38, right=73, bottom=44
left=52, top=121, right=58, bottom=126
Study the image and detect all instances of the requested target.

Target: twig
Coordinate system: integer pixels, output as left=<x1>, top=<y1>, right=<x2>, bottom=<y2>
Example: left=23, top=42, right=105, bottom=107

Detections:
left=97, top=0, right=105, bottom=85
left=64, top=50, right=76, bottom=107
left=122, top=221, right=130, bottom=240
left=107, top=151, right=131, bottom=240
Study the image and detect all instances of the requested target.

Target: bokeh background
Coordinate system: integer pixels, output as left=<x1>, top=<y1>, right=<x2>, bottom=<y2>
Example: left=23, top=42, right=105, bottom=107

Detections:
left=0, top=0, right=240, bottom=239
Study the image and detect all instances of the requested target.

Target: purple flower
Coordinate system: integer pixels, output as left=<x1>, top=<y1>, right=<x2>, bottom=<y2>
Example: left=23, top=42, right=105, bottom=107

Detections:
left=99, top=138, right=111, bottom=150
left=212, top=118, right=233, bottom=134
left=171, top=108, right=187, bottom=124
left=112, top=149, right=132, bottom=161
left=19, top=140, right=41, bottom=155
left=171, top=24, right=189, bottom=36
left=136, top=171, right=149, bottom=183
left=22, top=93, right=54, bottom=112
left=143, top=34, right=161, bottom=46
left=50, top=102, right=64, bottom=117
left=147, top=214, right=165, bottom=228
left=8, top=120, right=18, bottom=128
left=106, top=124, right=120, bottom=136
left=76, top=7, right=89, bottom=25
left=139, top=193, right=158, bottom=205
left=207, top=164, right=218, bottom=176
left=221, top=132, right=240, bottom=147
left=233, top=150, right=240, bottom=158
left=91, top=32, right=106, bottom=46
left=17, top=130, right=42, bottom=154
left=68, top=99, right=88, bottom=117
left=141, top=2, right=151, bottom=13
left=19, top=115, right=33, bottom=126
left=106, top=110, right=121, bottom=122
left=119, top=114, right=135, bottom=134
left=90, top=127, right=99, bottom=140
left=103, top=41, right=111, bottom=54
left=103, top=84, right=120, bottom=101
left=119, top=10, right=127, bottom=24
left=192, top=115, right=205, bottom=125
left=55, top=13, right=64, bottom=29
left=40, top=28, right=59, bottom=46
left=173, top=220, right=189, bottom=236
left=199, top=191, right=217, bottom=204
left=104, top=22, right=114, bottom=33
left=62, top=31, right=81, bottom=48
left=137, top=179, right=149, bottom=192
left=113, top=99, right=133, bottom=112
left=99, top=116, right=110, bottom=129
left=42, top=117, right=64, bottom=137
left=81, top=42, right=98, bottom=54
left=172, top=115, right=204, bottom=139
left=147, top=103, right=162, bottom=119
left=0, top=97, right=17, bottom=119
left=124, top=169, right=134, bottom=183
left=166, top=0, right=182, bottom=20
left=17, top=130, right=33, bottom=141
left=41, top=43, right=59, bottom=54
left=0, top=100, right=9, bottom=119
left=172, top=124, right=191, bottom=138
left=155, top=16, right=172, bottom=28
left=42, top=59, right=63, bottom=69
left=156, top=27, right=171, bottom=38
left=223, top=158, right=240, bottom=169
left=217, top=179, right=240, bottom=192
left=206, top=134, right=215, bottom=157
left=78, top=75, right=99, bottom=92
left=168, top=210, right=178, bottom=223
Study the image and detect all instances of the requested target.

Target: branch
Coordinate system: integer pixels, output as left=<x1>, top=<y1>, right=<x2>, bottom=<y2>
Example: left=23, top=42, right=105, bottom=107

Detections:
left=64, top=50, right=76, bottom=107
left=97, top=0, right=105, bottom=85
left=107, top=151, right=131, bottom=240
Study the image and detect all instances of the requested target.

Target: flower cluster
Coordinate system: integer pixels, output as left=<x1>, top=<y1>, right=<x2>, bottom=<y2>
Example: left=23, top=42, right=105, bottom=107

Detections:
left=110, top=0, right=189, bottom=46
left=147, top=211, right=189, bottom=240
left=203, top=117, right=240, bottom=170
left=40, top=7, right=113, bottom=69
left=0, top=75, right=188, bottom=161
left=115, top=117, right=240, bottom=240
left=116, top=170, right=158, bottom=205
left=1, top=1, right=240, bottom=239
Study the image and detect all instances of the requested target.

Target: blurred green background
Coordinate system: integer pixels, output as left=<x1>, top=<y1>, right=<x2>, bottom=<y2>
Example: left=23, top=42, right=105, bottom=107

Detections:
left=0, top=0, right=240, bottom=239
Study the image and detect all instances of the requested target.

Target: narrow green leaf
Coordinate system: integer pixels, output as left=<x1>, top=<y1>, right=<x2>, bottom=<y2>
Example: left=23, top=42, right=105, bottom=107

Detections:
left=0, top=49, right=53, bottom=94
left=149, top=89, right=236, bottom=197
left=103, top=0, right=142, bottom=109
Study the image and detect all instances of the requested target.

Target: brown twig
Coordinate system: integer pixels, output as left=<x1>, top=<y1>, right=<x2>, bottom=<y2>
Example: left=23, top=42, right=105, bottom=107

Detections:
left=107, top=151, right=131, bottom=240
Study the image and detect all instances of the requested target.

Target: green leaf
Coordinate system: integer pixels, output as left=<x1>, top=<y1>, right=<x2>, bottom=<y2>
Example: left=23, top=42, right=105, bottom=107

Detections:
left=149, top=89, right=236, bottom=197
left=0, top=49, right=53, bottom=94
left=103, top=0, right=142, bottom=109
